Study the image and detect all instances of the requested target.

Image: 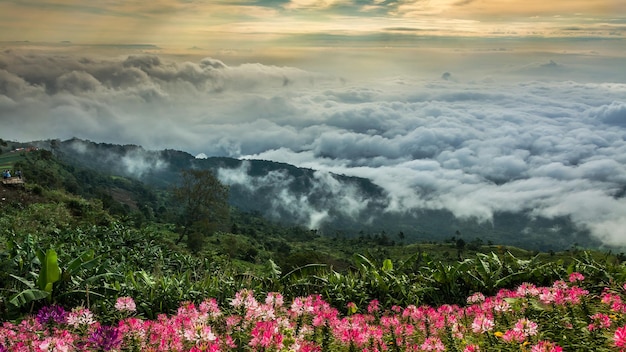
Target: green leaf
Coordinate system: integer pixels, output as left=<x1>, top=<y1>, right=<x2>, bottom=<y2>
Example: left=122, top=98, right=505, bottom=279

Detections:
left=382, top=259, right=393, bottom=273
left=37, top=249, right=62, bottom=294
left=10, top=274, right=35, bottom=289
left=66, top=249, right=96, bottom=274
left=9, top=288, right=50, bottom=307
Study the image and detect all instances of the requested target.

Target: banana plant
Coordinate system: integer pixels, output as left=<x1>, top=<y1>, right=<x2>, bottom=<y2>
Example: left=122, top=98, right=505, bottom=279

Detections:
left=8, top=248, right=103, bottom=309
left=9, top=249, right=61, bottom=308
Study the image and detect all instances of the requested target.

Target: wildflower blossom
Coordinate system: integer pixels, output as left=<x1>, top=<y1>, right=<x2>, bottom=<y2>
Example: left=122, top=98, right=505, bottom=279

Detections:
left=501, top=329, right=525, bottom=343
left=614, top=325, right=626, bottom=350
left=463, top=344, right=480, bottom=352
left=367, top=299, right=380, bottom=314
left=231, top=289, right=258, bottom=310
left=36, top=305, right=68, bottom=325
left=199, top=298, right=222, bottom=319
left=38, top=331, right=75, bottom=352
left=4, top=278, right=626, bottom=352
left=467, top=292, right=485, bottom=304
left=516, top=283, right=540, bottom=297
left=471, top=314, right=494, bottom=334
left=66, top=307, right=96, bottom=328
left=115, top=296, right=137, bottom=312
left=588, top=313, right=612, bottom=331
left=249, top=320, right=284, bottom=350
left=568, top=272, right=585, bottom=283
left=420, top=336, right=445, bottom=351
left=346, top=302, right=357, bottom=314
left=531, top=340, right=563, bottom=352
left=514, top=318, right=538, bottom=337
left=265, top=292, right=284, bottom=308
left=88, top=325, right=122, bottom=351
left=564, top=286, right=589, bottom=304
left=493, top=299, right=511, bottom=313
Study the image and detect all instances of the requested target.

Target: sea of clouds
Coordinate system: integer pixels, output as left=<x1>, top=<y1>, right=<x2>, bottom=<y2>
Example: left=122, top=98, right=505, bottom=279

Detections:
left=1, top=47, right=625, bottom=246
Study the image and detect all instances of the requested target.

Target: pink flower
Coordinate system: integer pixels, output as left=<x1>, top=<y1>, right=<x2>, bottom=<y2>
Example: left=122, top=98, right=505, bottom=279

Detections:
left=514, top=318, right=538, bottom=337
left=249, top=320, right=284, bottom=349
left=38, top=331, right=75, bottom=352
left=614, top=325, right=626, bottom=349
left=367, top=299, right=380, bottom=314
left=493, top=299, right=511, bottom=313
left=230, top=289, right=258, bottom=310
left=463, top=344, right=480, bottom=352
left=471, top=314, right=494, bottom=334
left=467, top=292, right=485, bottom=304
left=531, top=341, right=563, bottom=352
left=420, top=336, right=445, bottom=351
left=516, top=283, right=540, bottom=297
left=265, top=292, right=284, bottom=308
left=569, top=272, right=585, bottom=283
left=115, top=296, right=136, bottom=312
left=66, top=307, right=96, bottom=328
left=501, top=329, right=525, bottom=343
left=588, top=313, right=612, bottom=331
left=199, top=298, right=222, bottom=318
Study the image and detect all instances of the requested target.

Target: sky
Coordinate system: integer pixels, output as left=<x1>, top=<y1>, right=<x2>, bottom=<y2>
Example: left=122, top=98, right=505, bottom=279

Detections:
left=1, top=0, right=626, bottom=246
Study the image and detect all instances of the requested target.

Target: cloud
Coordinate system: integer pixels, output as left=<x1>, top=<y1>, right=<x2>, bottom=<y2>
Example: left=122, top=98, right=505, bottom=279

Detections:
left=216, top=161, right=371, bottom=228
left=66, top=138, right=168, bottom=178
left=589, top=101, right=626, bottom=126
left=2, top=49, right=626, bottom=247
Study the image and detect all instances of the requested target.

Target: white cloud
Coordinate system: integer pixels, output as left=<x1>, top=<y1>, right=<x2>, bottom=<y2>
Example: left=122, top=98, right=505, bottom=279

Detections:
left=2, top=49, right=626, bottom=246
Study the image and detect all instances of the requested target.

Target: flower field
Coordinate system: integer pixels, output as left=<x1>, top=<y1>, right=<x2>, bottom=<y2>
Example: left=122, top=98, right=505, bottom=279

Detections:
left=2, top=273, right=626, bottom=351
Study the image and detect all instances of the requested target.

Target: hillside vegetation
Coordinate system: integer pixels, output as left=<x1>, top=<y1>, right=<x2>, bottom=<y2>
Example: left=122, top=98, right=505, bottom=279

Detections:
left=24, top=137, right=605, bottom=251
left=1, top=140, right=625, bottom=325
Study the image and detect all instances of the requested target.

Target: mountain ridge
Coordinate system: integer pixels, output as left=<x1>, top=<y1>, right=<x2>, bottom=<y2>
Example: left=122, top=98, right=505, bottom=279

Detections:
left=17, top=137, right=604, bottom=251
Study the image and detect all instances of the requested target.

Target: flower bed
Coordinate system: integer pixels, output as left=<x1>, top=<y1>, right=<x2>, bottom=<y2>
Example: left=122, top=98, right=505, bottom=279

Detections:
left=2, top=273, right=626, bottom=351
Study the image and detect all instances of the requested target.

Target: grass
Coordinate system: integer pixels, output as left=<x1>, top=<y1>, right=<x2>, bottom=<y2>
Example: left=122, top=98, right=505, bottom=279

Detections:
left=0, top=151, right=27, bottom=171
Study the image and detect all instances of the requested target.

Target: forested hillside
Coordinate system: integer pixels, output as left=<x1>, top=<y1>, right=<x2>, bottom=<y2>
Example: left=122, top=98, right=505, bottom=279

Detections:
left=3, top=139, right=626, bottom=351
left=15, top=137, right=604, bottom=251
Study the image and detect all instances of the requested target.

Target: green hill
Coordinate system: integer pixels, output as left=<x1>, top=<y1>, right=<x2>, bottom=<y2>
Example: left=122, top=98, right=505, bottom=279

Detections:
left=1, top=141, right=624, bottom=322
left=15, top=137, right=603, bottom=251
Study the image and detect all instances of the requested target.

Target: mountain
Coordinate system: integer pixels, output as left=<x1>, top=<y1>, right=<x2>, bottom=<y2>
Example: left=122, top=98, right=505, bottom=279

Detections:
left=29, top=138, right=601, bottom=251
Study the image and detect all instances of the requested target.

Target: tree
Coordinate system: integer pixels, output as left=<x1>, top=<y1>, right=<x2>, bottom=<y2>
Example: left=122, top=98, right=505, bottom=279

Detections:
left=172, top=169, right=230, bottom=249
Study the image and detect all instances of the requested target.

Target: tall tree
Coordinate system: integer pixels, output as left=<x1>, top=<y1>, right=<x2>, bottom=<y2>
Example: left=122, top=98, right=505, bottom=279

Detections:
left=172, top=169, right=230, bottom=250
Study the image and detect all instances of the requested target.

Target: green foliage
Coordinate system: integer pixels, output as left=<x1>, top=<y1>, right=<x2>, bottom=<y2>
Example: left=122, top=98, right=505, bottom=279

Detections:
left=3, top=140, right=626, bottom=325
left=8, top=249, right=61, bottom=309
left=172, top=169, right=230, bottom=247
left=36, top=249, right=61, bottom=299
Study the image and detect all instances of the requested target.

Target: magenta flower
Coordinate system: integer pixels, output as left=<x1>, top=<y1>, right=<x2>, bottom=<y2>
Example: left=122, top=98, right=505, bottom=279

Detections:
left=614, top=325, right=626, bottom=350
left=36, top=305, right=68, bottom=325
left=249, top=320, right=284, bottom=350
left=463, top=344, right=480, bottom=352
left=88, top=325, right=122, bottom=351
left=588, top=313, right=612, bottom=331
left=367, top=299, right=380, bottom=314
left=568, top=272, right=585, bottom=283
left=501, top=329, right=525, bottom=343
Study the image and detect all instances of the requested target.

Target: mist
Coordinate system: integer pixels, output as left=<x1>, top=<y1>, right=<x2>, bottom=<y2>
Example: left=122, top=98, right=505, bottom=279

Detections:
left=1, top=43, right=626, bottom=246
